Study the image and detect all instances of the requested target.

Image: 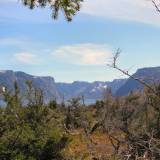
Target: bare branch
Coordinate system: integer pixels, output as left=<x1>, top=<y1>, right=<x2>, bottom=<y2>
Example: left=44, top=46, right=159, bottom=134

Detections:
left=107, top=50, right=157, bottom=95
left=152, top=0, right=160, bottom=12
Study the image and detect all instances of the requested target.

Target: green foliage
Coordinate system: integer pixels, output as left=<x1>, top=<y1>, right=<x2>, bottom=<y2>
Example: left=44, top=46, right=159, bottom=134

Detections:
left=48, top=100, right=57, bottom=110
left=64, top=98, right=90, bottom=130
left=0, top=82, right=69, bottom=160
left=2, top=81, right=160, bottom=159
left=21, top=0, right=83, bottom=21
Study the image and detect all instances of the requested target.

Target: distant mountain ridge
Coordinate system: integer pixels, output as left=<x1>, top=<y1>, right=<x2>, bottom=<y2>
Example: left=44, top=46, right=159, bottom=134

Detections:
left=0, top=67, right=160, bottom=104
left=116, top=67, right=160, bottom=96
left=0, top=70, right=60, bottom=103
left=0, top=70, right=126, bottom=103
left=56, top=79, right=127, bottom=100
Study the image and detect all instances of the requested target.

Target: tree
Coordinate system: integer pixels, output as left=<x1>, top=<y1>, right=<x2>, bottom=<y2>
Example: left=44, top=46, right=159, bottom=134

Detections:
left=21, top=0, right=83, bottom=21
left=103, top=51, right=160, bottom=159
left=0, top=82, right=70, bottom=160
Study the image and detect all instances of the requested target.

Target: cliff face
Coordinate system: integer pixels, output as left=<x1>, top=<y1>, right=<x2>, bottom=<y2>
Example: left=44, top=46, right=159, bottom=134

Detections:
left=0, top=70, right=61, bottom=103
left=116, top=67, right=160, bottom=96
left=3, top=66, right=160, bottom=103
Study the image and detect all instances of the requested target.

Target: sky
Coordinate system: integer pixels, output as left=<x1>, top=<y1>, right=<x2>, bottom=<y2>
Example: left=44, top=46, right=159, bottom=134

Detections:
left=0, top=0, right=160, bottom=82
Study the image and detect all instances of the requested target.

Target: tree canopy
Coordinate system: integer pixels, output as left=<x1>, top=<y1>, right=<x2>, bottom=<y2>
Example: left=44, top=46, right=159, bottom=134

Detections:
left=22, top=0, right=83, bottom=21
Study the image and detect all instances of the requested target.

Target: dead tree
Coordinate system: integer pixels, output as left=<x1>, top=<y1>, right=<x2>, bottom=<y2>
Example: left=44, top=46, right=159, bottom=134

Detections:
left=106, top=50, right=160, bottom=159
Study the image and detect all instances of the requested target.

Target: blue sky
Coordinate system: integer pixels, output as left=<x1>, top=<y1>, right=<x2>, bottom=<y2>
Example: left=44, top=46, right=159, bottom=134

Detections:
left=0, top=0, right=160, bottom=82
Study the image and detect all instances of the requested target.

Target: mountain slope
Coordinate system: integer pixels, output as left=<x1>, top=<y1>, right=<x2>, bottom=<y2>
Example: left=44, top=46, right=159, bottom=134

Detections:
left=0, top=70, right=60, bottom=103
left=56, top=79, right=126, bottom=100
left=116, top=67, right=160, bottom=96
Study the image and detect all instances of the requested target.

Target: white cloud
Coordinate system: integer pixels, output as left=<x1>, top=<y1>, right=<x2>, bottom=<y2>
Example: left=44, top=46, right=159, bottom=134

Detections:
left=0, top=37, right=46, bottom=51
left=0, top=38, right=24, bottom=46
left=52, top=43, right=113, bottom=65
left=14, top=52, right=39, bottom=65
left=81, top=0, right=160, bottom=26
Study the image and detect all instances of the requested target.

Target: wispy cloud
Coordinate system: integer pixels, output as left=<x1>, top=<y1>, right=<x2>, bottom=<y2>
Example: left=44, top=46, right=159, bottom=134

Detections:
left=1, top=0, right=159, bottom=25
left=81, top=0, right=160, bottom=26
left=0, top=38, right=25, bottom=46
left=52, top=43, right=113, bottom=65
left=0, top=37, right=48, bottom=51
left=14, top=52, right=39, bottom=65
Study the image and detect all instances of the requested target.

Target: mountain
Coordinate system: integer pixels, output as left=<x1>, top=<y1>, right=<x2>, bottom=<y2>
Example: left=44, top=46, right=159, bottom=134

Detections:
left=0, top=70, right=60, bottom=103
left=116, top=67, right=160, bottom=96
left=0, top=70, right=127, bottom=104
left=56, top=79, right=127, bottom=101
left=1, top=67, right=160, bottom=103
